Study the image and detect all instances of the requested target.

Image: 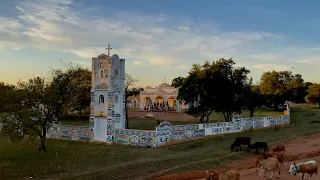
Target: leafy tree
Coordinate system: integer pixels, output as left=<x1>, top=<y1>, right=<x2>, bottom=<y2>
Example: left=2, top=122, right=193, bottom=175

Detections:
left=0, top=82, right=15, bottom=111
left=305, top=84, right=320, bottom=106
left=259, top=71, right=304, bottom=110
left=178, top=58, right=250, bottom=122
left=126, top=87, right=144, bottom=97
left=63, top=68, right=91, bottom=117
left=242, top=83, right=266, bottom=117
left=124, top=74, right=138, bottom=128
left=1, top=65, right=84, bottom=151
left=171, top=76, right=185, bottom=88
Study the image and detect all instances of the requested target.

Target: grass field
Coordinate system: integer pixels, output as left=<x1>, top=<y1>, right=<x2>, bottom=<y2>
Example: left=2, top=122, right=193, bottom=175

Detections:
left=0, top=106, right=320, bottom=180
left=61, top=109, right=284, bottom=130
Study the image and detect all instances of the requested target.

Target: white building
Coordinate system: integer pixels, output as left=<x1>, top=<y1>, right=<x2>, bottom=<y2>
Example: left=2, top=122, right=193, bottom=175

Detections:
left=89, top=53, right=126, bottom=143
left=139, top=83, right=187, bottom=112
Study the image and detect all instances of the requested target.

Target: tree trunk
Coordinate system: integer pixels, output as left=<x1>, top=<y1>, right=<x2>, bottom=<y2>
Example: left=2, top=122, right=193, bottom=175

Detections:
left=200, top=112, right=205, bottom=123
left=39, top=136, right=47, bottom=152
left=39, top=123, right=47, bottom=152
left=205, top=111, right=212, bottom=123
left=249, top=106, right=254, bottom=117
left=273, top=101, right=279, bottom=110
left=250, top=109, right=254, bottom=117
left=228, top=112, right=232, bottom=122
left=222, top=112, right=228, bottom=122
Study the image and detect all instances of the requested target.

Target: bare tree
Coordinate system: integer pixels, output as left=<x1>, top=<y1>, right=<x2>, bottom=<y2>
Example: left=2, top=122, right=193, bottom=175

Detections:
left=124, top=74, right=138, bottom=129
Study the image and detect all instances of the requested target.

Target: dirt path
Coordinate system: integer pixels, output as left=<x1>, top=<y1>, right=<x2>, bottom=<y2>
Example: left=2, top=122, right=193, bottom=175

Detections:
left=153, top=134, right=320, bottom=180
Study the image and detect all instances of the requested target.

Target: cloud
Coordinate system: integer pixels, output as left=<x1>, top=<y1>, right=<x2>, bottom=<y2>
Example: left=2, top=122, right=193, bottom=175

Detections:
left=253, top=64, right=290, bottom=71
left=0, top=17, right=21, bottom=35
left=295, top=59, right=311, bottom=64
left=132, top=61, right=141, bottom=65
left=3, top=0, right=320, bottom=85
left=250, top=53, right=277, bottom=60
left=4, top=0, right=285, bottom=67
left=74, top=60, right=90, bottom=67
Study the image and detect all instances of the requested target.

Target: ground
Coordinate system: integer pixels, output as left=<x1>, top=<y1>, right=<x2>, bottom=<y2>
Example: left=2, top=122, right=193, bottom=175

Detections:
left=61, top=108, right=284, bottom=130
left=0, top=105, right=319, bottom=180
left=153, top=133, right=320, bottom=180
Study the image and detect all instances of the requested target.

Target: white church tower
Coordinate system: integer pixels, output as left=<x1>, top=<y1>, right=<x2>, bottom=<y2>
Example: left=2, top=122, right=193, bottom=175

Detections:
left=89, top=45, right=126, bottom=143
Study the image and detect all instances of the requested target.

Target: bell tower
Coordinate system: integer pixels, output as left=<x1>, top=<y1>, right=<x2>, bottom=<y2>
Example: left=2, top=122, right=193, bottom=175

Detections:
left=89, top=44, right=126, bottom=143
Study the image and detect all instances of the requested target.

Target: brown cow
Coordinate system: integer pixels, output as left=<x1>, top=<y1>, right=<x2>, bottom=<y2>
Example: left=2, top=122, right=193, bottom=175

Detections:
left=206, top=169, right=240, bottom=180
left=273, top=144, right=285, bottom=153
left=256, top=157, right=281, bottom=179
left=263, top=151, right=285, bottom=169
left=288, top=160, right=318, bottom=180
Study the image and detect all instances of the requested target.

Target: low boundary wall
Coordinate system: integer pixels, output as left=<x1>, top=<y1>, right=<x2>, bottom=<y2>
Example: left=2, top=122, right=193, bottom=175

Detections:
left=45, top=113, right=290, bottom=147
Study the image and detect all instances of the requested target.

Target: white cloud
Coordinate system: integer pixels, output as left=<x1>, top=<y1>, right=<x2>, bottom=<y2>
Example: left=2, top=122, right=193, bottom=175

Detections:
left=295, top=59, right=311, bottom=64
left=177, top=65, right=188, bottom=69
left=253, top=64, right=290, bottom=71
left=132, top=61, right=141, bottom=65
left=0, top=17, right=21, bottom=35
left=3, top=0, right=320, bottom=84
left=74, top=60, right=90, bottom=67
left=250, top=53, right=277, bottom=60
left=12, top=47, right=21, bottom=51
left=3, top=0, right=285, bottom=67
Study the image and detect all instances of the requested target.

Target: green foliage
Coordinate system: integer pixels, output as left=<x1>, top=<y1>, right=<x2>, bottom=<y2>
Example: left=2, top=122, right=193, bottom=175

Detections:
left=259, top=71, right=305, bottom=109
left=177, top=58, right=251, bottom=122
left=242, top=83, right=267, bottom=117
left=0, top=64, right=89, bottom=151
left=64, top=67, right=91, bottom=117
left=305, top=83, right=320, bottom=106
left=171, top=76, right=185, bottom=88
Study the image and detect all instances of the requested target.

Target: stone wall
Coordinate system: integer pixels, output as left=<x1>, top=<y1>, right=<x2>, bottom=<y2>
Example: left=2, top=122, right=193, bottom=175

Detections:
left=45, top=114, right=290, bottom=147
left=47, top=124, right=90, bottom=141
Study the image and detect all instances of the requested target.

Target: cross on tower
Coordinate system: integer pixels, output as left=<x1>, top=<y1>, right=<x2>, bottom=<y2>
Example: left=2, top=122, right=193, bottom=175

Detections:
left=105, top=44, right=112, bottom=57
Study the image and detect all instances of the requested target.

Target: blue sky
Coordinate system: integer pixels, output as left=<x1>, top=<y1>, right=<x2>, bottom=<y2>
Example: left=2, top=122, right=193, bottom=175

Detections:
left=1, top=0, right=320, bottom=87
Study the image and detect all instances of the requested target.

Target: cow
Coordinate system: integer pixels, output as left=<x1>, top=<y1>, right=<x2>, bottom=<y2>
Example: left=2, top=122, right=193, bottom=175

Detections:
left=263, top=151, right=285, bottom=169
left=206, top=169, right=240, bottom=180
left=288, top=160, right=318, bottom=180
left=249, top=142, right=269, bottom=154
left=256, top=157, right=281, bottom=180
left=231, top=137, right=251, bottom=152
left=273, top=144, right=286, bottom=153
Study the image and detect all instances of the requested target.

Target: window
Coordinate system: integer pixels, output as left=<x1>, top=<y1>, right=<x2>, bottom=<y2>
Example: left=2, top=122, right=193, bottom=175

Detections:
left=99, top=95, right=104, bottom=104
left=100, top=70, right=103, bottom=78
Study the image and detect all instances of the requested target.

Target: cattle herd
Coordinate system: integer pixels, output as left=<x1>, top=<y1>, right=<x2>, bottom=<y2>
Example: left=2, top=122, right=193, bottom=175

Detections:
left=205, top=137, right=319, bottom=180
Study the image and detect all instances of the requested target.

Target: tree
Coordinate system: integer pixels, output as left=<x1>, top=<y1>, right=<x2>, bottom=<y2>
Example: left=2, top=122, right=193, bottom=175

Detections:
left=0, top=82, right=15, bottom=111
left=124, top=74, right=138, bottom=128
left=171, top=76, right=185, bottom=88
left=63, top=68, right=91, bottom=117
left=305, top=84, right=320, bottom=106
left=1, top=65, right=84, bottom=151
left=242, top=83, right=266, bottom=117
left=259, top=71, right=304, bottom=110
left=178, top=58, right=250, bottom=122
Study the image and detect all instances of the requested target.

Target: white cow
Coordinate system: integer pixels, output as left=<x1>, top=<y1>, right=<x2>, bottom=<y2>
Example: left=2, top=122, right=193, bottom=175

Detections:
left=289, top=160, right=318, bottom=180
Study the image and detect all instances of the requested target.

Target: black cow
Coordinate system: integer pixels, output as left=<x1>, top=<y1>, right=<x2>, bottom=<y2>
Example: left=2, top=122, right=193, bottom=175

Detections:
left=249, top=142, right=269, bottom=154
left=231, top=137, right=251, bottom=152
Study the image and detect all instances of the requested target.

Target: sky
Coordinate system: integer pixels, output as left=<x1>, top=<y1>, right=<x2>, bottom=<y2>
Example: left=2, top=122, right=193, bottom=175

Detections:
left=1, top=0, right=320, bottom=87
